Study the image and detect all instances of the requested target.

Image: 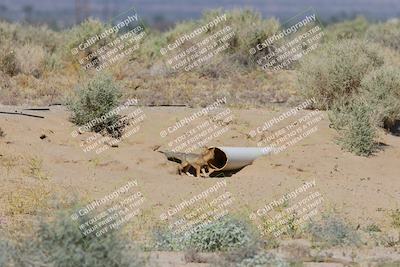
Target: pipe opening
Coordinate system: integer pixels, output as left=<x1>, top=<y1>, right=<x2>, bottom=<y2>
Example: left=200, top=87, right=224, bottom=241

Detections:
left=208, top=147, right=227, bottom=170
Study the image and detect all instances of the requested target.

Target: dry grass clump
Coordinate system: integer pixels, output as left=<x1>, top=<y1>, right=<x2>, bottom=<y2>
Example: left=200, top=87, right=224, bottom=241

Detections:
left=124, top=69, right=297, bottom=107
left=0, top=154, right=53, bottom=217
left=5, top=181, right=51, bottom=216
left=15, top=44, right=46, bottom=78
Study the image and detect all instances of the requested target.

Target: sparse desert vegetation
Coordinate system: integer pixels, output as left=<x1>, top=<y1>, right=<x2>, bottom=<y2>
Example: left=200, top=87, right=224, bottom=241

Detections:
left=1, top=7, right=400, bottom=267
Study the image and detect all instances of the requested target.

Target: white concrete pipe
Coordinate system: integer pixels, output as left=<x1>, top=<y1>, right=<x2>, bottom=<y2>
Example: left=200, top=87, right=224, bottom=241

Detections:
left=207, top=146, right=274, bottom=171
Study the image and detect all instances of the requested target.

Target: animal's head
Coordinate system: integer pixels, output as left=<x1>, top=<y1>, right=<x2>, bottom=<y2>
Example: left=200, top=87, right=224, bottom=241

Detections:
left=201, top=147, right=215, bottom=161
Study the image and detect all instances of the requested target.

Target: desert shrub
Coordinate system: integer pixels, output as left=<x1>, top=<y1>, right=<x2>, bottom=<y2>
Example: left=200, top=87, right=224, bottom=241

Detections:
left=219, top=244, right=288, bottom=267
left=330, top=99, right=377, bottom=156
left=324, top=16, right=369, bottom=42
left=16, top=211, right=144, bottom=267
left=361, top=66, right=400, bottom=132
left=390, top=209, right=400, bottom=229
left=0, top=239, right=16, bottom=266
left=366, top=20, right=400, bottom=52
left=44, top=51, right=64, bottom=72
left=159, top=9, right=280, bottom=72
left=298, top=39, right=384, bottom=109
left=0, top=21, right=62, bottom=52
left=236, top=251, right=288, bottom=267
left=15, top=43, right=46, bottom=78
left=307, top=213, right=360, bottom=247
left=0, top=49, right=19, bottom=76
left=153, top=216, right=257, bottom=252
left=6, top=184, right=50, bottom=215
left=68, top=75, right=123, bottom=135
left=66, top=19, right=114, bottom=64
left=203, top=9, right=280, bottom=68
left=186, top=217, right=255, bottom=252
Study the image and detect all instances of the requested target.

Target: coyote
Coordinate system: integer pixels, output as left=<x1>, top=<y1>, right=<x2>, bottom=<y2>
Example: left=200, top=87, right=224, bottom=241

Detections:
left=179, top=148, right=216, bottom=178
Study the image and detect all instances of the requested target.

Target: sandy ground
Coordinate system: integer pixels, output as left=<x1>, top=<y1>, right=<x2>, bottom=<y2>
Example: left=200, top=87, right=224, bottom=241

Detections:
left=1, top=104, right=399, bottom=237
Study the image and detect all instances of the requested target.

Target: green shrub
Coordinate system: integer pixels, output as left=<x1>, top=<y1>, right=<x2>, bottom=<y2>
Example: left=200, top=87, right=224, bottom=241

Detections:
left=366, top=21, right=400, bottom=52
left=159, top=9, right=280, bottom=71
left=236, top=251, right=288, bottom=267
left=66, top=19, right=110, bottom=52
left=17, top=211, right=144, bottom=267
left=0, top=239, right=16, bottom=267
left=203, top=9, right=280, bottom=66
left=324, top=16, right=369, bottom=42
left=0, top=21, right=62, bottom=53
left=330, top=99, right=377, bottom=156
left=307, top=213, right=360, bottom=247
left=221, top=245, right=288, bottom=267
left=68, top=75, right=123, bottom=136
left=298, top=39, right=384, bottom=109
left=361, top=66, right=400, bottom=132
left=154, top=216, right=257, bottom=252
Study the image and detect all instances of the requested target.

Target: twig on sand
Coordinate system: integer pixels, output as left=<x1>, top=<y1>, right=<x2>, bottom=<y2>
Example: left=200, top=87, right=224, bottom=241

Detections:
left=0, top=111, right=45, bottom=119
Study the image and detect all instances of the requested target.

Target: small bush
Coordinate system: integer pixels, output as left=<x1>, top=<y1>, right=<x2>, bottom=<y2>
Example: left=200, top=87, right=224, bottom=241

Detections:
left=220, top=245, right=288, bottom=267
left=307, top=213, right=360, bottom=247
left=24, top=156, right=50, bottom=180
left=0, top=239, right=16, bottom=267
left=330, top=99, right=377, bottom=156
left=15, top=44, right=46, bottom=78
left=366, top=21, right=400, bottom=52
left=361, top=66, right=400, bottom=132
left=236, top=251, right=288, bottom=267
left=17, top=211, right=144, bottom=267
left=324, top=16, right=369, bottom=42
left=0, top=49, right=19, bottom=76
left=153, top=216, right=257, bottom=252
left=66, top=19, right=113, bottom=64
left=68, top=75, right=123, bottom=136
left=298, top=39, right=384, bottom=109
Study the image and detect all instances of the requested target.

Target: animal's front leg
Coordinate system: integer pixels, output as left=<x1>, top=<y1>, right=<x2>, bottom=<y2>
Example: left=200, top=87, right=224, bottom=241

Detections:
left=207, top=168, right=215, bottom=177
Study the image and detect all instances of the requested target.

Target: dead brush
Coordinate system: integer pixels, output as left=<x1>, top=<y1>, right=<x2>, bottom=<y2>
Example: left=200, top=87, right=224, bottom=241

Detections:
left=23, top=156, right=49, bottom=181
left=0, top=154, right=21, bottom=176
left=6, top=181, right=51, bottom=215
